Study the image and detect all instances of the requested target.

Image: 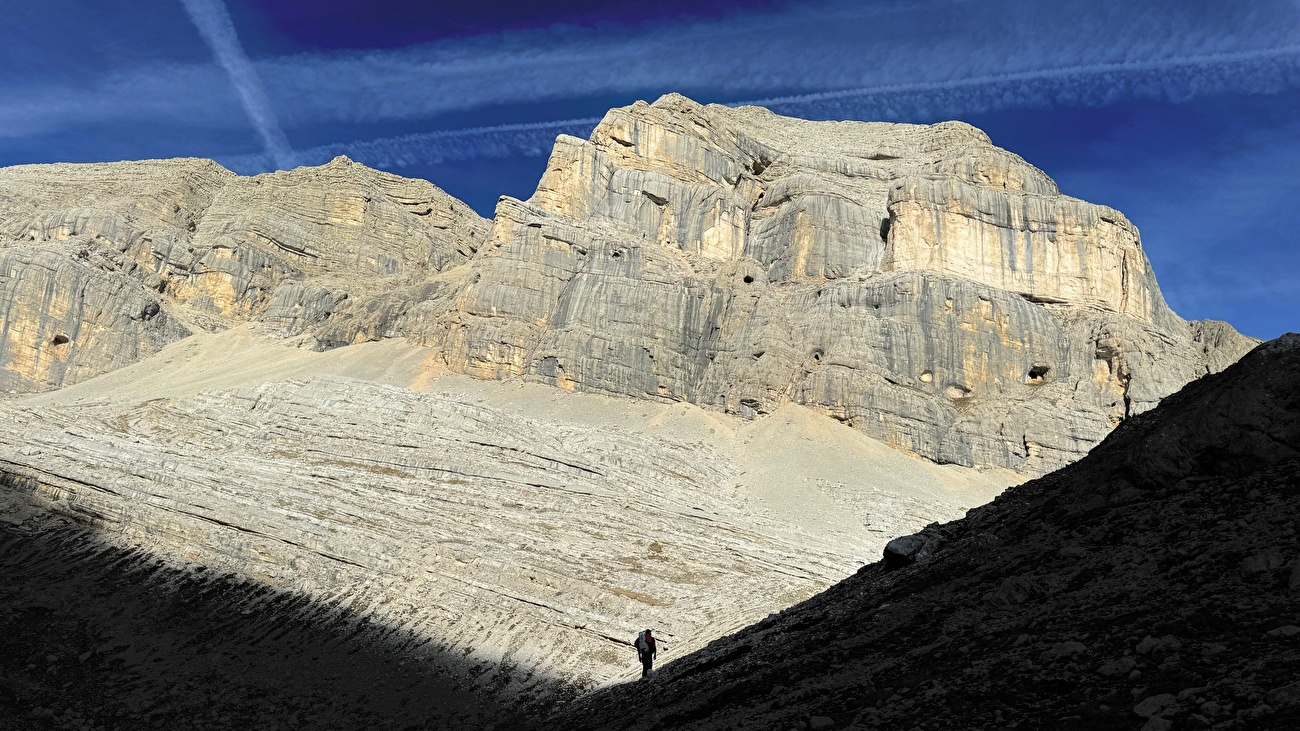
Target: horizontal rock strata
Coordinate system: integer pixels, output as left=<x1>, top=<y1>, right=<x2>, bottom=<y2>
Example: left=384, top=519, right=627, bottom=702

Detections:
left=0, top=329, right=1009, bottom=695
left=0, top=94, right=1271, bottom=718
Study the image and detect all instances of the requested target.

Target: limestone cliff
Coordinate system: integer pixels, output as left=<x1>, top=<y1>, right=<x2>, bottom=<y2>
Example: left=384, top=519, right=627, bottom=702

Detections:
left=0, top=156, right=487, bottom=389
left=0, top=95, right=1254, bottom=474
left=432, top=94, right=1255, bottom=475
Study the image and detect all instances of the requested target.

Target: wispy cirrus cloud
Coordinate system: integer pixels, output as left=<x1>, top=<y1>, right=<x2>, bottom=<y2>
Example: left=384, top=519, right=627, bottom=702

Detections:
left=247, top=0, right=1300, bottom=131
left=5, top=0, right=1298, bottom=169
left=218, top=43, right=1300, bottom=174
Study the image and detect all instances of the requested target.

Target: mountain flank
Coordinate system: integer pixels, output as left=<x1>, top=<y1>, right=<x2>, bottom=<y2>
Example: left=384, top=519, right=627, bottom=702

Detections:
left=1, top=94, right=1254, bottom=475
left=0, top=94, right=1274, bottom=724
left=543, top=334, right=1300, bottom=731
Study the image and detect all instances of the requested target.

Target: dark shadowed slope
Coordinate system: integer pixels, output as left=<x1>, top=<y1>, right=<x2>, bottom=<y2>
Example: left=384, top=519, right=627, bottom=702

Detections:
left=0, top=515, right=569, bottom=731
left=544, top=334, right=1300, bottom=731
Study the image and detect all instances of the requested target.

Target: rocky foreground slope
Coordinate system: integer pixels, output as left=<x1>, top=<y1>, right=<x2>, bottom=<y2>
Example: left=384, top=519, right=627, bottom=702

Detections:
left=0, top=325, right=1010, bottom=711
left=545, top=334, right=1300, bottom=731
left=1, top=94, right=1253, bottom=475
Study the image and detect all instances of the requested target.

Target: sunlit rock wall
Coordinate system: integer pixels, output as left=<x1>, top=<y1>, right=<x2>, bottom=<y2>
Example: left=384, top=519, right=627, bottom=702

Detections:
left=0, top=157, right=489, bottom=389
left=436, top=94, right=1255, bottom=474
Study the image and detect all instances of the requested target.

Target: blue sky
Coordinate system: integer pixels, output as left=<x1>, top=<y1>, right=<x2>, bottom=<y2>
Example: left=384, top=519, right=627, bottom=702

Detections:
left=1, top=1, right=1296, bottom=339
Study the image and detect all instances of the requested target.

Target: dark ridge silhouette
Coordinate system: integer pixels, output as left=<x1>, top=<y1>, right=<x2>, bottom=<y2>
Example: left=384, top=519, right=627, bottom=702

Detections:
left=0, top=511, right=573, bottom=730
left=544, top=335, right=1300, bottom=730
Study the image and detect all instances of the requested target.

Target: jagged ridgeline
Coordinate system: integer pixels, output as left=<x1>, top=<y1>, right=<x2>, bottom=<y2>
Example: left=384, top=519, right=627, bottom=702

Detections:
left=0, top=95, right=1252, bottom=475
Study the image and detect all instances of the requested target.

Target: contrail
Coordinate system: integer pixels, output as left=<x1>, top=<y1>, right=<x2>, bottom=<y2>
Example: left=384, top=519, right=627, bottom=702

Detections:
left=180, top=0, right=296, bottom=169
left=217, top=44, right=1300, bottom=176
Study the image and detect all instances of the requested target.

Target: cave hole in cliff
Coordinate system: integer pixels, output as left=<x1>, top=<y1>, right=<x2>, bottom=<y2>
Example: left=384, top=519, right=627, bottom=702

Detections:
left=1027, top=365, right=1051, bottom=384
left=611, top=251, right=621, bottom=259
left=641, top=190, right=668, bottom=207
left=879, top=217, right=892, bottom=242
left=749, top=157, right=770, bottom=175
left=51, top=334, right=69, bottom=346
left=811, top=348, right=824, bottom=364
left=743, top=275, right=755, bottom=284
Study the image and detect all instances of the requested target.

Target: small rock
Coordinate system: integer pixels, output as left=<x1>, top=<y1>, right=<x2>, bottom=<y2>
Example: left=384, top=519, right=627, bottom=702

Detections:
left=993, top=576, right=1040, bottom=607
left=1289, top=561, right=1300, bottom=596
left=1241, top=550, right=1284, bottom=574
left=45, top=654, right=58, bottom=663
left=1141, top=717, right=1173, bottom=731
left=1200, top=701, right=1224, bottom=716
left=78, top=650, right=93, bottom=662
left=1059, top=546, right=1087, bottom=558
left=1177, top=687, right=1204, bottom=701
left=1265, top=625, right=1300, bottom=638
left=1098, top=657, right=1137, bottom=676
left=1265, top=680, right=1300, bottom=707
left=1044, top=641, right=1087, bottom=660
left=883, top=526, right=948, bottom=570
left=1201, top=643, right=1228, bottom=657
left=1250, top=703, right=1274, bottom=718
left=1134, top=694, right=1176, bottom=718
left=807, top=716, right=835, bottom=730
left=1136, top=635, right=1180, bottom=655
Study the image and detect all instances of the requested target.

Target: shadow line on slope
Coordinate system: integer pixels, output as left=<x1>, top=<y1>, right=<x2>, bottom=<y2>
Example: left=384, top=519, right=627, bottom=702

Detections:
left=0, top=493, right=575, bottom=731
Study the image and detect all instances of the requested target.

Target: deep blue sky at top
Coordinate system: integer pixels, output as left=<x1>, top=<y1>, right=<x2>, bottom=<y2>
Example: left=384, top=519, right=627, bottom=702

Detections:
left=1, top=0, right=1297, bottom=339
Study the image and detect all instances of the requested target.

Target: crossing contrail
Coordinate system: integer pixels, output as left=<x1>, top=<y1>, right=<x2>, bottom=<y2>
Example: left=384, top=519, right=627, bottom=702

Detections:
left=217, top=43, right=1300, bottom=176
left=180, top=0, right=296, bottom=169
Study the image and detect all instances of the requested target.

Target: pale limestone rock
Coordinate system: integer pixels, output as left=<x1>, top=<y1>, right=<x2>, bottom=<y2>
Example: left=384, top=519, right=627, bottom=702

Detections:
left=884, top=178, right=1169, bottom=324
left=0, top=156, right=488, bottom=388
left=0, top=94, right=1269, bottom=709
left=0, top=95, right=1255, bottom=473
left=0, top=343, right=1010, bottom=698
left=0, top=246, right=189, bottom=391
left=168, top=156, right=485, bottom=321
left=434, top=93, right=1255, bottom=474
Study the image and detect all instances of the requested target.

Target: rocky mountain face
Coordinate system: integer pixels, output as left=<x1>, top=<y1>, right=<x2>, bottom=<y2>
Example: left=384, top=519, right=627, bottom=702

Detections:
left=0, top=156, right=485, bottom=390
left=543, top=334, right=1300, bottom=731
left=0, top=94, right=1271, bottom=727
left=432, top=95, right=1254, bottom=475
left=1, top=95, right=1253, bottom=475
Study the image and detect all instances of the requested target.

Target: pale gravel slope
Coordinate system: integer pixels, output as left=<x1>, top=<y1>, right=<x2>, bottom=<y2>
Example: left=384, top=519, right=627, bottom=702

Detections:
left=1, top=325, right=1011, bottom=697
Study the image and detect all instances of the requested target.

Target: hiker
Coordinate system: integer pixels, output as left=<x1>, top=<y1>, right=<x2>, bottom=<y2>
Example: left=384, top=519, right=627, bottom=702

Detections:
left=634, top=628, right=657, bottom=678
